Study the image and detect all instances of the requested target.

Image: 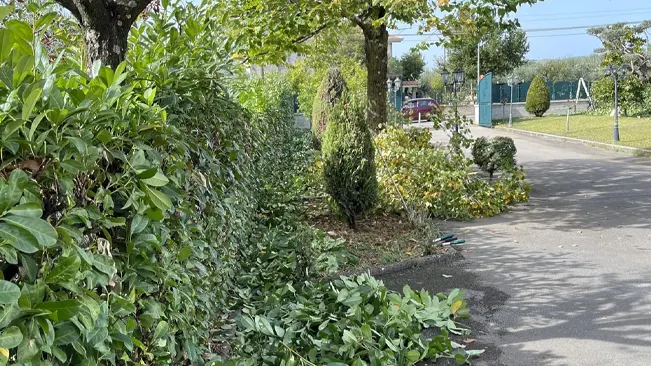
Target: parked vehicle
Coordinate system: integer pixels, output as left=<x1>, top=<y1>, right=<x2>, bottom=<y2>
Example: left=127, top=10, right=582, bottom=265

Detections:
left=401, top=98, right=440, bottom=121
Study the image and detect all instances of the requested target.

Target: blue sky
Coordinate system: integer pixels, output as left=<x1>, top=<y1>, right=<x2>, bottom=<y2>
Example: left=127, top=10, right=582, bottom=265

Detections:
left=391, top=0, right=651, bottom=67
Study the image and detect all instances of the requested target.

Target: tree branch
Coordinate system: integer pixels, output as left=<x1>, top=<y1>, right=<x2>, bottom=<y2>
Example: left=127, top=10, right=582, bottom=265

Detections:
left=293, top=24, right=328, bottom=44
left=55, top=0, right=82, bottom=22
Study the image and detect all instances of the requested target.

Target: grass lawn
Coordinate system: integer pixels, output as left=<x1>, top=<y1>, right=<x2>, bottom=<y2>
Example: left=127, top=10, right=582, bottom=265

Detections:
left=501, top=114, right=651, bottom=149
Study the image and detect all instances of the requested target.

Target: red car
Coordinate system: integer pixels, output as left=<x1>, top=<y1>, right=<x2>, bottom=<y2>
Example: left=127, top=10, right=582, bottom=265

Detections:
left=401, top=98, right=440, bottom=121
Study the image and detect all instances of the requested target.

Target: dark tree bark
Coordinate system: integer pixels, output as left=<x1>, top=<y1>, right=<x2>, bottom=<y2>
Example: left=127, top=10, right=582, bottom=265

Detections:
left=56, top=0, right=153, bottom=70
left=354, top=7, right=388, bottom=132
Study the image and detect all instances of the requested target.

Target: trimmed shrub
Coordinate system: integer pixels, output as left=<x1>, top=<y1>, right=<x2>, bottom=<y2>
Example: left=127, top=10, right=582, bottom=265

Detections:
left=312, top=68, right=348, bottom=145
left=376, top=128, right=529, bottom=220
left=322, top=97, right=378, bottom=228
left=472, top=136, right=517, bottom=179
left=525, top=75, right=551, bottom=117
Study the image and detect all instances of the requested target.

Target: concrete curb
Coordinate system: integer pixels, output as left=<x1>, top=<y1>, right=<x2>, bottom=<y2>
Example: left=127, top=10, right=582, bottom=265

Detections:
left=495, top=126, right=651, bottom=155
left=332, top=248, right=464, bottom=279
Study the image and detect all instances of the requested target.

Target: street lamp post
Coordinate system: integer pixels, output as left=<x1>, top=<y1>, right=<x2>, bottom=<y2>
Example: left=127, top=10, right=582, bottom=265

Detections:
left=441, top=68, right=465, bottom=133
left=394, top=77, right=402, bottom=112
left=507, top=78, right=517, bottom=127
left=605, top=65, right=628, bottom=142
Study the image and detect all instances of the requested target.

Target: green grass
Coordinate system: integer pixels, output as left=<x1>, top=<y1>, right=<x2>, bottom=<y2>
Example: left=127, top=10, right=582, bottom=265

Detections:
left=501, top=114, right=651, bottom=149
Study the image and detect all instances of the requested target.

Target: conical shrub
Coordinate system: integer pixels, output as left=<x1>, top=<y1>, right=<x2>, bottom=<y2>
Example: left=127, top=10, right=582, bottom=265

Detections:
left=321, top=95, right=377, bottom=228
left=312, top=68, right=348, bottom=146
left=525, top=75, right=550, bottom=117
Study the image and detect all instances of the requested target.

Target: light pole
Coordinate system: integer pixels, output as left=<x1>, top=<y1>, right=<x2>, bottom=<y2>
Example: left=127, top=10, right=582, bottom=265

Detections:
left=605, top=65, right=628, bottom=142
left=442, top=68, right=465, bottom=133
left=394, top=77, right=402, bottom=112
left=507, top=77, right=517, bottom=127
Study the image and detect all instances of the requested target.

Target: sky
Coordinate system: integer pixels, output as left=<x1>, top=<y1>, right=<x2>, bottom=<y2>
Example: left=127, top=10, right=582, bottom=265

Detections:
left=391, top=0, right=651, bottom=67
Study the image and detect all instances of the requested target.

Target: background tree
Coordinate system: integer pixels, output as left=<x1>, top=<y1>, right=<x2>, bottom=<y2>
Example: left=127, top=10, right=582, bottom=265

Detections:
left=509, top=55, right=603, bottom=83
left=447, top=27, right=529, bottom=80
left=419, top=69, right=444, bottom=99
left=588, top=21, right=651, bottom=115
left=400, top=49, right=425, bottom=80
left=388, top=57, right=403, bottom=76
left=289, top=26, right=367, bottom=121
left=218, top=0, right=541, bottom=131
left=588, top=21, right=651, bottom=81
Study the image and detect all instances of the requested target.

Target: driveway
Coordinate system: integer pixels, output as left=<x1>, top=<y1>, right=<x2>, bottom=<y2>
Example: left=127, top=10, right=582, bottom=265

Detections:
left=379, top=125, right=651, bottom=366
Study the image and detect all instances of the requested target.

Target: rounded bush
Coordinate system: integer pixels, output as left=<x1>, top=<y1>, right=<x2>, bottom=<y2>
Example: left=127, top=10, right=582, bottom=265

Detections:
left=525, top=75, right=551, bottom=117
left=311, top=68, right=348, bottom=145
left=321, top=97, right=377, bottom=228
left=472, top=136, right=517, bottom=179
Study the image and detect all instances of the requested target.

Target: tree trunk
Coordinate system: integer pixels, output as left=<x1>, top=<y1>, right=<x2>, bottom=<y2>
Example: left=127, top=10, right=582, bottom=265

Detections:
left=361, top=22, right=388, bottom=132
left=83, top=22, right=130, bottom=70
left=56, top=0, right=153, bottom=71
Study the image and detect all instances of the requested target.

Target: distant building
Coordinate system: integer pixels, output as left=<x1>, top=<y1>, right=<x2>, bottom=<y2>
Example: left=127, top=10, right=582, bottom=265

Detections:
left=388, top=35, right=403, bottom=59
left=248, top=53, right=301, bottom=76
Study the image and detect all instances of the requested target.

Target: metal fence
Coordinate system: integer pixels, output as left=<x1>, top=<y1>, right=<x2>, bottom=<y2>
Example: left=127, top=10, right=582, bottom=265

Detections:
left=492, top=81, right=591, bottom=104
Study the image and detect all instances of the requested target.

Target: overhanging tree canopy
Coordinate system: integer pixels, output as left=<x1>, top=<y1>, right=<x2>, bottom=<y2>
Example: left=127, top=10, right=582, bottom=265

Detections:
left=218, top=0, right=541, bottom=131
left=447, top=27, right=529, bottom=80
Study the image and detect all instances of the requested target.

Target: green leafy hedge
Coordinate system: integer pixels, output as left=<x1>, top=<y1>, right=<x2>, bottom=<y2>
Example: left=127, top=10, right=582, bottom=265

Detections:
left=0, top=3, right=484, bottom=365
left=375, top=127, right=530, bottom=219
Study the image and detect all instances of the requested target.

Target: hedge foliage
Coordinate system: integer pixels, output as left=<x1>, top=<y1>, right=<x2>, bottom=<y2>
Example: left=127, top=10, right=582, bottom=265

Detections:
left=311, top=68, right=348, bottom=144
left=0, top=2, right=482, bottom=365
left=321, top=97, right=377, bottom=228
left=375, top=128, right=530, bottom=220
left=525, top=76, right=551, bottom=117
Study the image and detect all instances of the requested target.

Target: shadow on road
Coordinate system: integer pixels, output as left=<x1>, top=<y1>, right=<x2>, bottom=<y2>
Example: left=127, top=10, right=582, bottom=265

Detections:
left=460, top=157, right=651, bottom=233
left=380, top=225, right=651, bottom=365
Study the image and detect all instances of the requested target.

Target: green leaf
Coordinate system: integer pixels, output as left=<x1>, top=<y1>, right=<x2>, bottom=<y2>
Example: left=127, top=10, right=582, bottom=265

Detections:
left=0, top=304, right=20, bottom=328
left=141, top=172, right=169, bottom=187
left=145, top=208, right=164, bottom=221
left=0, top=326, right=22, bottom=349
left=0, top=245, right=17, bottom=264
left=1, top=214, right=57, bottom=247
left=22, top=87, right=41, bottom=121
left=7, top=202, right=42, bottom=218
left=95, top=129, right=113, bottom=144
left=136, top=167, right=157, bottom=179
left=34, top=12, right=57, bottom=30
left=35, top=300, right=82, bottom=321
left=0, top=222, right=39, bottom=253
left=406, top=349, right=421, bottom=362
left=342, top=330, right=357, bottom=345
left=129, top=215, right=149, bottom=236
left=19, top=254, right=37, bottom=282
left=46, top=255, right=80, bottom=283
left=52, top=346, right=67, bottom=362
left=0, top=280, right=20, bottom=304
left=145, top=186, right=172, bottom=211
left=153, top=321, right=168, bottom=340
left=0, top=169, right=28, bottom=213
left=53, top=322, right=80, bottom=346
left=177, top=246, right=191, bottom=261
left=65, top=136, right=88, bottom=154
left=0, top=6, right=14, bottom=22
left=3, top=119, right=23, bottom=139
left=257, top=316, right=274, bottom=337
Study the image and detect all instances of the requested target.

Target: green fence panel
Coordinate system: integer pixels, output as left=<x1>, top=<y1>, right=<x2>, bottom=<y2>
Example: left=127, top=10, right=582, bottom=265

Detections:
left=491, top=80, right=590, bottom=103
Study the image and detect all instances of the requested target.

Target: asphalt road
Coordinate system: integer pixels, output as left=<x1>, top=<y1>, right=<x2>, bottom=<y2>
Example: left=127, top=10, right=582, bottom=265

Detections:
left=379, top=125, right=651, bottom=366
